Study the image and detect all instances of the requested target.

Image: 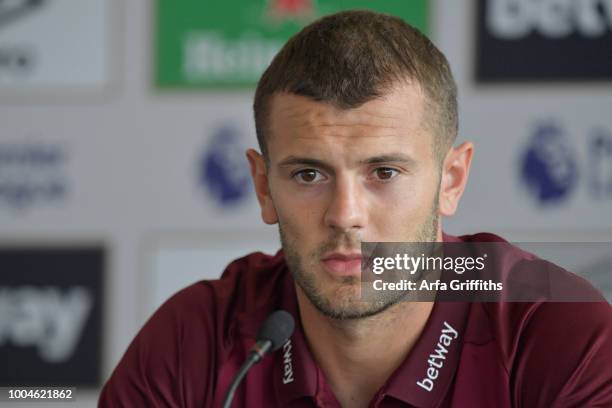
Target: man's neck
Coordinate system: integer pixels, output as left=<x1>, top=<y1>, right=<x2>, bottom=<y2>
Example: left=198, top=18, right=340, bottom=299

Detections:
left=296, top=287, right=434, bottom=408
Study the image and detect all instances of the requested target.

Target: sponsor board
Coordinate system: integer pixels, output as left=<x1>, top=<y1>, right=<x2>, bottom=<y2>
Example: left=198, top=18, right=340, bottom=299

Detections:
left=0, top=246, right=104, bottom=387
left=155, top=0, right=428, bottom=88
left=0, top=0, right=115, bottom=96
left=0, top=139, right=69, bottom=213
left=476, top=0, right=612, bottom=81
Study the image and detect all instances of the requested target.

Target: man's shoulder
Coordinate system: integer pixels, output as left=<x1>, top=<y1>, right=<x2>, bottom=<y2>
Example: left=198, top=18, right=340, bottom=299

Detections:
left=455, top=231, right=607, bottom=302
left=455, top=232, right=611, bottom=404
left=460, top=298, right=611, bottom=406
left=471, top=300, right=612, bottom=359
left=454, top=232, right=611, bottom=358
left=98, top=250, right=291, bottom=407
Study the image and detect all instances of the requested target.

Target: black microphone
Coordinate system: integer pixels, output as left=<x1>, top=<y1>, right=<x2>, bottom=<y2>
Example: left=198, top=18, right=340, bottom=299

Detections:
left=221, top=310, right=295, bottom=408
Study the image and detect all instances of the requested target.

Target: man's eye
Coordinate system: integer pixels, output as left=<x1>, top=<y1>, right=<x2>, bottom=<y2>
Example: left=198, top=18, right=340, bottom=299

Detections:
left=293, top=169, right=324, bottom=184
left=373, top=167, right=399, bottom=181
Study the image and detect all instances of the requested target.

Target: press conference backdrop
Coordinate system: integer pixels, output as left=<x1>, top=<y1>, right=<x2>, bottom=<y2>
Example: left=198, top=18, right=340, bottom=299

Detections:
left=1, top=1, right=610, bottom=406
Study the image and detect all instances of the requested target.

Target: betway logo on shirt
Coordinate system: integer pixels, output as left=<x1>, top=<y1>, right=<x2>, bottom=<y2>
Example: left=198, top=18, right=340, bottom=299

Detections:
left=282, top=339, right=294, bottom=384
left=417, top=321, right=458, bottom=392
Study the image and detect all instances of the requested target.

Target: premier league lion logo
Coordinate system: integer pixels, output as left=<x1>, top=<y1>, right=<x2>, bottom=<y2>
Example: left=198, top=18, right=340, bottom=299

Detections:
left=520, top=123, right=578, bottom=205
left=199, top=126, right=252, bottom=207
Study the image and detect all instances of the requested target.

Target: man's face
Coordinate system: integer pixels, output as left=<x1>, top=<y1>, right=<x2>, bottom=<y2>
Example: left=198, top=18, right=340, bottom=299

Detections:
left=256, top=82, right=443, bottom=319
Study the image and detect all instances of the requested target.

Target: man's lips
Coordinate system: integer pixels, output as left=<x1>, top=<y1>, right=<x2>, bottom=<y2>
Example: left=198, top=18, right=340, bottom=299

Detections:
left=321, top=253, right=362, bottom=276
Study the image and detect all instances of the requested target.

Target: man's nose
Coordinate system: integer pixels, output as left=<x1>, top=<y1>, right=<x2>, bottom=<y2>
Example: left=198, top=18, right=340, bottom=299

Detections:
left=323, top=176, right=367, bottom=231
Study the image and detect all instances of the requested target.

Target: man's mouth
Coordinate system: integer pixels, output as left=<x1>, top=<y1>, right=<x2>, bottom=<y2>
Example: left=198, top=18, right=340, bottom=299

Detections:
left=320, top=252, right=362, bottom=277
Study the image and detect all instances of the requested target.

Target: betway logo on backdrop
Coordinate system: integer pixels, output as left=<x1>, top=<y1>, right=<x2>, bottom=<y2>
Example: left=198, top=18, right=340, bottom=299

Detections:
left=155, top=0, right=428, bottom=88
left=0, top=247, right=104, bottom=386
left=476, top=0, right=612, bottom=81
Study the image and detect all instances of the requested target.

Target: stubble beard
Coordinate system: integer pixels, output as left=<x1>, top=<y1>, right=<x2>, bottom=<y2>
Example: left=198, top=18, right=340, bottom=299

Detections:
left=279, top=203, right=439, bottom=321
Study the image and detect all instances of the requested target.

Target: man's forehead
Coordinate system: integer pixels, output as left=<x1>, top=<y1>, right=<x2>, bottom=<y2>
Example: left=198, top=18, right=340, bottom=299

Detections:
left=270, top=93, right=408, bottom=125
left=269, top=83, right=425, bottom=126
left=266, top=83, right=429, bottom=158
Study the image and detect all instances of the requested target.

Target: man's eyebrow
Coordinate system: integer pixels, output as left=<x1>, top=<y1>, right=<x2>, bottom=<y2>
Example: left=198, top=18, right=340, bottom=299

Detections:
left=359, top=154, right=418, bottom=167
left=277, top=156, right=332, bottom=170
left=277, top=154, right=418, bottom=170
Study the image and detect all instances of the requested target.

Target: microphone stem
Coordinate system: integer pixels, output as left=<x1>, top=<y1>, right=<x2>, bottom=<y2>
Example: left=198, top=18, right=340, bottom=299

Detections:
left=221, top=340, right=271, bottom=408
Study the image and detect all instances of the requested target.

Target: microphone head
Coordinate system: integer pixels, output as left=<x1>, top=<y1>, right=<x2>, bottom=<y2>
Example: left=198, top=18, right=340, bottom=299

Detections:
left=256, top=310, right=295, bottom=351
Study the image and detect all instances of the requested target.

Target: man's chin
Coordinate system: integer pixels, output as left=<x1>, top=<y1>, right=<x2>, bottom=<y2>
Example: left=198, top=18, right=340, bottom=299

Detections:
left=318, top=301, right=391, bottom=320
left=291, top=261, right=404, bottom=320
left=306, top=284, right=395, bottom=320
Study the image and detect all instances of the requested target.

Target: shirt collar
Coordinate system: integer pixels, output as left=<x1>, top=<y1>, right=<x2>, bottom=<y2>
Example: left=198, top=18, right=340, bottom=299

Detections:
left=382, top=233, right=470, bottom=407
left=273, top=269, right=319, bottom=406
left=382, top=300, right=471, bottom=407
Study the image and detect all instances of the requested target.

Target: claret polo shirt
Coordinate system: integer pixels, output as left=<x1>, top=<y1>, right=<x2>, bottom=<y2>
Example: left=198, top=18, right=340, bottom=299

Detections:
left=99, top=233, right=612, bottom=408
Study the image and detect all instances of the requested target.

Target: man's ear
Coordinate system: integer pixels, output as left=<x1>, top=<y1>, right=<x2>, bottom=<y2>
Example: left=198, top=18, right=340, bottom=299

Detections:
left=438, top=141, right=474, bottom=217
left=246, top=149, right=278, bottom=224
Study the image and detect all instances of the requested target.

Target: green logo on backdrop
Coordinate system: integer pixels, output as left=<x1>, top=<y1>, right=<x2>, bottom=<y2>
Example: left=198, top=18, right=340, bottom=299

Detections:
left=155, top=0, right=429, bottom=89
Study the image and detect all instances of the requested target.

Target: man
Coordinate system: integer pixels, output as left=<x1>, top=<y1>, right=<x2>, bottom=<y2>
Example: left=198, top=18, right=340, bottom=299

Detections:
left=99, top=10, right=611, bottom=407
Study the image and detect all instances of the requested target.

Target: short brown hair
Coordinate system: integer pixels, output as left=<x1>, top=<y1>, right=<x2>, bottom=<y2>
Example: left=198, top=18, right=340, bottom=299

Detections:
left=253, top=9, right=458, bottom=161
